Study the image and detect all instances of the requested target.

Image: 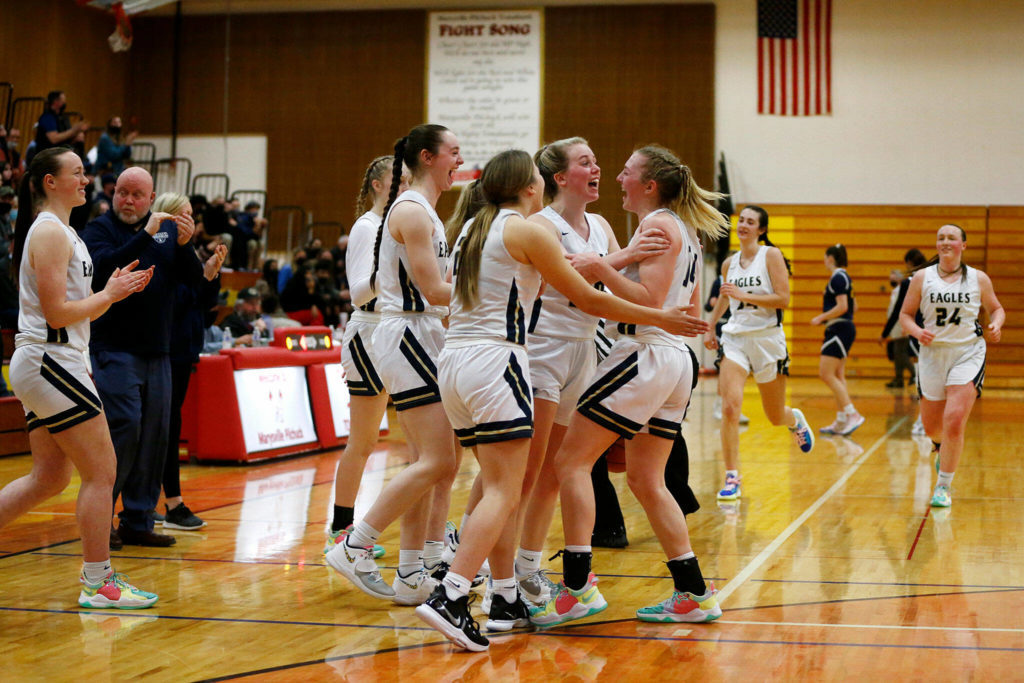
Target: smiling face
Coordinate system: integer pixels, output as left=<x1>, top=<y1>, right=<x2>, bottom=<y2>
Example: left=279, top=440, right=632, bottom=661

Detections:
left=44, top=151, right=89, bottom=208
left=424, top=130, right=463, bottom=191
left=936, top=224, right=966, bottom=264
left=736, top=208, right=765, bottom=244
left=616, top=152, right=652, bottom=212
left=558, top=144, right=600, bottom=203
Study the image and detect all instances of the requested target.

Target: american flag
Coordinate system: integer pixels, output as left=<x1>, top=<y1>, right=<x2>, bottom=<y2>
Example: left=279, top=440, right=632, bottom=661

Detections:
left=758, top=0, right=832, bottom=116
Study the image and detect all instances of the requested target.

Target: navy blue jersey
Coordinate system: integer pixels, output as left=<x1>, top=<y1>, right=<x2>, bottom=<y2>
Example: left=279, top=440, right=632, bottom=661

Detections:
left=823, top=268, right=853, bottom=321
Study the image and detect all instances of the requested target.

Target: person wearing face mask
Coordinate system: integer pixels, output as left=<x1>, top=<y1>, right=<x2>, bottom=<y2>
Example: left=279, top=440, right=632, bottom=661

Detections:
left=32, top=91, right=90, bottom=161
left=0, top=186, right=18, bottom=396
left=95, top=117, right=137, bottom=176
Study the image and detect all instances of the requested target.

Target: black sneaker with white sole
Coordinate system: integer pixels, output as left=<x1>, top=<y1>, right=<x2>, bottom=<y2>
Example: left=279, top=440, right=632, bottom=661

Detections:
left=426, top=560, right=450, bottom=582
left=163, top=502, right=206, bottom=530
left=415, top=585, right=489, bottom=652
left=485, top=592, right=531, bottom=632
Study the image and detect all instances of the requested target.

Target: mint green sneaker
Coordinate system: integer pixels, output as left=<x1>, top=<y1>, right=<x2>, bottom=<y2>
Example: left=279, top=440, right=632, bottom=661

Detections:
left=636, top=583, right=721, bottom=623
left=930, top=484, right=952, bottom=508
left=79, top=571, right=158, bottom=609
left=324, top=525, right=385, bottom=559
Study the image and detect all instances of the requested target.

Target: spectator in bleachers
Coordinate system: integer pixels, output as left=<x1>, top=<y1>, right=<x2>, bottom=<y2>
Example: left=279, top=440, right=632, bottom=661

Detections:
left=259, top=292, right=300, bottom=339
left=0, top=186, right=16, bottom=398
left=313, top=257, right=346, bottom=327
left=279, top=266, right=324, bottom=326
left=1, top=161, right=13, bottom=189
left=260, top=258, right=280, bottom=295
left=276, top=247, right=307, bottom=293
left=68, top=132, right=96, bottom=232
left=95, top=116, right=137, bottom=176
left=82, top=166, right=205, bottom=549
left=201, top=196, right=235, bottom=257
left=220, top=286, right=267, bottom=345
left=230, top=200, right=266, bottom=271
left=31, top=91, right=90, bottom=162
left=96, top=174, right=116, bottom=207
left=157, top=192, right=227, bottom=531
left=1, top=126, right=24, bottom=181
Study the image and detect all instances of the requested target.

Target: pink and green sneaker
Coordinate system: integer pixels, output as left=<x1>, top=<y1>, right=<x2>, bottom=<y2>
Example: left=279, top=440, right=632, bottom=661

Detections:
left=79, top=571, right=158, bottom=610
left=636, top=583, right=721, bottom=623
left=324, top=525, right=385, bottom=559
left=529, top=572, right=607, bottom=628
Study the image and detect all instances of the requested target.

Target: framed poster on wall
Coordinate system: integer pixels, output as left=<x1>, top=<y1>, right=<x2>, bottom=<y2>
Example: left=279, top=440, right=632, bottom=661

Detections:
left=427, top=9, right=543, bottom=184
left=233, top=366, right=317, bottom=453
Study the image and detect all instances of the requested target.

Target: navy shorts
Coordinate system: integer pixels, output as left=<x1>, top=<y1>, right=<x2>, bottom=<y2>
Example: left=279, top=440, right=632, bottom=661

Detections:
left=821, top=320, right=856, bottom=359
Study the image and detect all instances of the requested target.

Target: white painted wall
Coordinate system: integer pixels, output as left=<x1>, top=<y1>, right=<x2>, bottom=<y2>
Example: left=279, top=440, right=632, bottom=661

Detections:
left=133, top=134, right=267, bottom=197
left=715, top=0, right=1024, bottom=205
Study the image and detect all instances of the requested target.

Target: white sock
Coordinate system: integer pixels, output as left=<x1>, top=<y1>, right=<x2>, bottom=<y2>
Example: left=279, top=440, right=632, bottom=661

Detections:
left=440, top=545, right=456, bottom=565
left=843, top=404, right=857, bottom=416
left=398, top=549, right=423, bottom=578
left=422, top=540, right=444, bottom=568
left=515, top=548, right=542, bottom=578
left=937, top=471, right=955, bottom=488
left=669, top=551, right=696, bottom=562
left=442, top=572, right=472, bottom=601
left=492, top=576, right=518, bottom=603
left=82, top=560, right=112, bottom=585
left=725, top=469, right=739, bottom=480
left=565, top=544, right=591, bottom=554
left=347, top=520, right=380, bottom=549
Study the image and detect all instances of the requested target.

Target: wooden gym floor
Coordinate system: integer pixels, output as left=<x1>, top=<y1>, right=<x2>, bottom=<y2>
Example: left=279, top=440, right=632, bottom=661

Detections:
left=1, top=377, right=1022, bottom=681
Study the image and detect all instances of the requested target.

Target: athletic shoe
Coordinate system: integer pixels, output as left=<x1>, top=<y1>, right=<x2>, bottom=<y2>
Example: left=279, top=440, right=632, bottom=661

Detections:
left=739, top=412, right=751, bottom=425
left=480, top=578, right=493, bottom=614
left=162, top=502, right=206, bottom=530
left=819, top=416, right=846, bottom=435
left=325, top=538, right=395, bottom=600
left=716, top=475, right=741, bottom=501
left=415, top=585, right=489, bottom=652
left=78, top=571, right=158, bottom=610
left=839, top=413, right=865, bottom=436
left=885, top=379, right=904, bottom=389
left=529, top=573, right=608, bottom=628
left=636, top=583, right=721, bottom=623
left=789, top=408, right=815, bottom=452
left=426, top=559, right=450, bottom=582
left=486, top=591, right=531, bottom=631
left=445, top=520, right=460, bottom=555
left=392, top=568, right=439, bottom=606
left=911, top=416, right=926, bottom=436
left=518, top=568, right=558, bottom=605
left=930, top=484, right=952, bottom=508
left=323, top=525, right=385, bottom=559
left=149, top=509, right=165, bottom=523
left=591, top=524, right=628, bottom=548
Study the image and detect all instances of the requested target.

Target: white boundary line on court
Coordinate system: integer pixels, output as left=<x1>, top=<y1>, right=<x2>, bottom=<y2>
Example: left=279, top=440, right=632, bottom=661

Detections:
left=715, top=417, right=907, bottom=605
left=717, top=619, right=1024, bottom=634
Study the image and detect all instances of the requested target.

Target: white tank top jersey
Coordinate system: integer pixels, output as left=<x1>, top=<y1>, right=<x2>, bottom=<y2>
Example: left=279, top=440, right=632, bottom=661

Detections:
left=527, top=206, right=610, bottom=341
left=613, top=208, right=699, bottom=349
left=919, top=264, right=984, bottom=345
left=346, top=210, right=381, bottom=317
left=446, top=209, right=542, bottom=346
left=376, top=190, right=449, bottom=317
left=722, top=245, right=783, bottom=334
left=15, top=211, right=93, bottom=352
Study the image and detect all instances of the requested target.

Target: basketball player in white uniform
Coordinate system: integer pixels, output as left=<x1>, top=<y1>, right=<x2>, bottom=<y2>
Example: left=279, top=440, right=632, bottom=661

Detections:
left=705, top=205, right=815, bottom=503
left=532, top=146, right=722, bottom=629
left=416, top=149, right=702, bottom=651
left=326, top=125, right=461, bottom=606
left=0, top=148, right=157, bottom=608
left=515, top=137, right=669, bottom=605
left=323, top=156, right=407, bottom=561
left=900, top=224, right=1003, bottom=508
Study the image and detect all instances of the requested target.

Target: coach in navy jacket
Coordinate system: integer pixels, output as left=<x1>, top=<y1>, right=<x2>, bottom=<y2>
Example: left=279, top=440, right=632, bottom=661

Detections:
left=82, top=167, right=203, bottom=547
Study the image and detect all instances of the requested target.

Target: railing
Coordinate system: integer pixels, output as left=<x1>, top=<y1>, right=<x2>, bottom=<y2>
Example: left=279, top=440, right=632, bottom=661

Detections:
left=191, top=172, right=230, bottom=200
left=305, top=222, right=345, bottom=251
left=7, top=97, right=44, bottom=155
left=267, top=205, right=306, bottom=256
left=153, top=157, right=193, bottom=196
left=130, top=141, right=156, bottom=174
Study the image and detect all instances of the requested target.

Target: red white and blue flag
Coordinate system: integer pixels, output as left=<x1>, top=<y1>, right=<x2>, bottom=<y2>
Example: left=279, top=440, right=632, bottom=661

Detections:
left=758, top=0, right=832, bottom=116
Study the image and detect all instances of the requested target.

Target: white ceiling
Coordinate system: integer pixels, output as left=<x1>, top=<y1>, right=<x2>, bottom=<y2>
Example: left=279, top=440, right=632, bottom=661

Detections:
left=146, top=0, right=701, bottom=15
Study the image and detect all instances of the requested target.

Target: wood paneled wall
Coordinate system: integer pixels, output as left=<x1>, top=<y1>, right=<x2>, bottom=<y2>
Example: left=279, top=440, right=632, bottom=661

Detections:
left=1, top=0, right=129, bottom=139
left=743, top=204, right=1019, bottom=386
left=128, top=4, right=716, bottom=250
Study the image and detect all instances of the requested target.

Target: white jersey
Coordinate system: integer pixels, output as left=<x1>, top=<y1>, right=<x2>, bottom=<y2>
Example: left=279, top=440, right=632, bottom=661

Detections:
left=376, top=190, right=449, bottom=317
left=919, top=264, right=984, bottom=346
left=15, top=211, right=93, bottom=353
left=446, top=209, right=541, bottom=346
left=528, top=206, right=610, bottom=341
left=613, top=208, right=699, bottom=349
left=346, top=210, right=382, bottom=319
left=722, top=245, right=783, bottom=334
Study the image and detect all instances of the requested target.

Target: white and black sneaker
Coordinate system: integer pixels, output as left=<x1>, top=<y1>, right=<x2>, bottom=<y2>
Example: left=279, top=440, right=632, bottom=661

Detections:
left=415, top=585, right=490, bottom=652
left=485, top=592, right=531, bottom=632
left=426, top=559, right=450, bottom=582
